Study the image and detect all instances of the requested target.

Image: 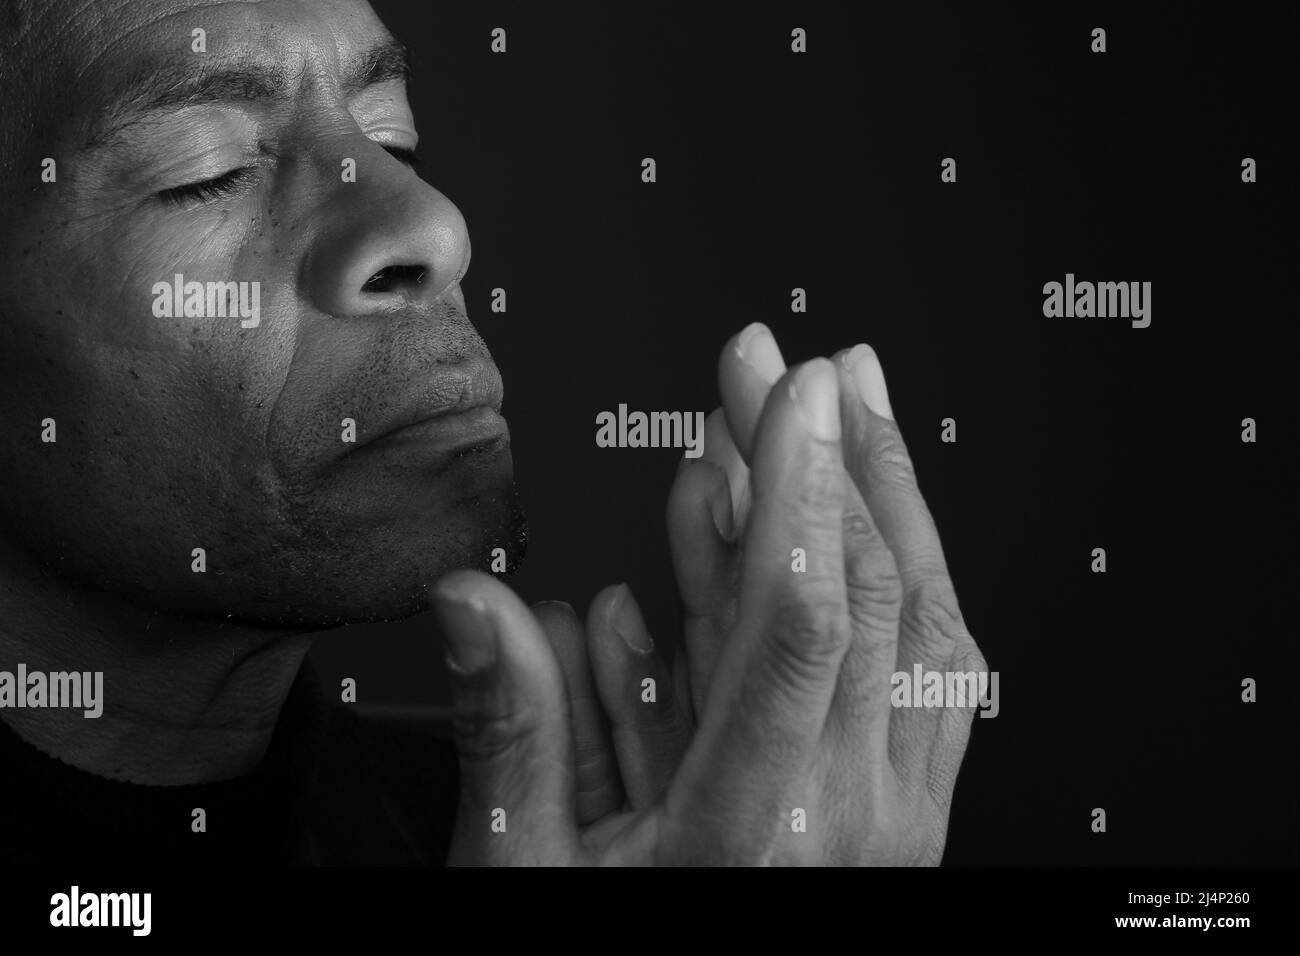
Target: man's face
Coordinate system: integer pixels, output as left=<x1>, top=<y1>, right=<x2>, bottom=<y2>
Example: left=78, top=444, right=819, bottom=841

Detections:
left=0, top=0, right=523, bottom=626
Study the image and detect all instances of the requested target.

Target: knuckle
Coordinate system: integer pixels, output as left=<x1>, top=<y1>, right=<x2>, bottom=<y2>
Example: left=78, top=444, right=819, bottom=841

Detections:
left=761, top=590, right=850, bottom=690
left=900, top=576, right=968, bottom=665
left=840, top=507, right=879, bottom=549
left=847, top=586, right=902, bottom=638
left=953, top=641, right=988, bottom=679
left=845, top=535, right=903, bottom=631
left=786, top=452, right=844, bottom=521
left=451, top=697, right=539, bottom=765
left=867, top=425, right=918, bottom=491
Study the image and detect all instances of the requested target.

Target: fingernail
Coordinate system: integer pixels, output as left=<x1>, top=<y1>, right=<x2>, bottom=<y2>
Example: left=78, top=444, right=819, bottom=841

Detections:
left=435, top=592, right=498, bottom=676
left=788, top=359, right=841, bottom=441
left=733, top=322, right=785, bottom=384
left=842, top=344, right=893, bottom=420
left=533, top=599, right=575, bottom=615
left=608, top=583, right=654, bottom=654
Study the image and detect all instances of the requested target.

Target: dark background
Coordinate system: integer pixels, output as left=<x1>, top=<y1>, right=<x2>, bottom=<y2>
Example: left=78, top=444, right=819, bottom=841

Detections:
left=308, top=1, right=1300, bottom=865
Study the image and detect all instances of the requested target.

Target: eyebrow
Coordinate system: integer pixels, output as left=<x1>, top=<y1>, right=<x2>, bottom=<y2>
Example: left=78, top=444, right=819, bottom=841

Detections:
left=343, top=37, right=411, bottom=94
left=84, top=37, right=411, bottom=149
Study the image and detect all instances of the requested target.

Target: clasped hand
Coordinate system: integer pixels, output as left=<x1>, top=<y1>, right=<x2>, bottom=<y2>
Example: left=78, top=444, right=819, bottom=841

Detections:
left=433, top=324, right=986, bottom=866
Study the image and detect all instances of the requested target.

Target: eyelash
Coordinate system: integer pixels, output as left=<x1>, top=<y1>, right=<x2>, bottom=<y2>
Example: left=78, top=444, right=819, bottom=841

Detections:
left=157, top=144, right=420, bottom=207
left=158, top=167, right=257, bottom=208
left=383, top=145, right=422, bottom=168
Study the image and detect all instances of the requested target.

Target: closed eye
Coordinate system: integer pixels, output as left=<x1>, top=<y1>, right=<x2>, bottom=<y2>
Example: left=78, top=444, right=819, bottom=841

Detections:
left=382, top=145, right=422, bottom=168
left=157, top=167, right=258, bottom=208
left=155, top=146, right=418, bottom=208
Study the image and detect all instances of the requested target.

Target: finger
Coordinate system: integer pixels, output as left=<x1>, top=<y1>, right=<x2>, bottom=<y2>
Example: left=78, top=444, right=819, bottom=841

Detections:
left=667, top=457, right=736, bottom=613
left=672, top=650, right=696, bottom=726
left=698, top=408, right=750, bottom=531
left=826, top=469, right=902, bottom=768
left=719, top=321, right=787, bottom=465
left=927, top=640, right=989, bottom=817
left=434, top=570, right=580, bottom=865
left=586, top=584, right=693, bottom=810
left=837, top=344, right=949, bottom=590
left=667, top=455, right=737, bottom=716
left=836, top=345, right=976, bottom=782
left=532, top=600, right=626, bottom=825
left=671, top=359, right=850, bottom=862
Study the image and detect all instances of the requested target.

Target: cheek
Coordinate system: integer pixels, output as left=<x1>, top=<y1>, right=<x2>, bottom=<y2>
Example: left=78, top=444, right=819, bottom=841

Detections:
left=0, top=196, right=301, bottom=550
left=0, top=303, right=280, bottom=515
left=0, top=273, right=104, bottom=444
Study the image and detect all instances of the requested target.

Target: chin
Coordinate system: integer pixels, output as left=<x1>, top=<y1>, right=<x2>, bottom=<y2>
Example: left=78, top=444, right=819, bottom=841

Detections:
left=246, top=482, right=530, bottom=628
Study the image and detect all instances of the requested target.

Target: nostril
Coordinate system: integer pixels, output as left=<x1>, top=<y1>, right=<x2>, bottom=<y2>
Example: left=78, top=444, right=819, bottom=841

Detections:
left=360, top=264, right=428, bottom=294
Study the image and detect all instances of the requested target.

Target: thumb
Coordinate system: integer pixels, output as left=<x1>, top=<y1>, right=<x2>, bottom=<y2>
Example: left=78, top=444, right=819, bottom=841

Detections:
left=434, top=570, right=580, bottom=865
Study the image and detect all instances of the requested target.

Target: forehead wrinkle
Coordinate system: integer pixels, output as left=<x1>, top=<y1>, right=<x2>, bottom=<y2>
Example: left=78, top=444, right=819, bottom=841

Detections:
left=56, top=0, right=267, bottom=90
left=78, top=37, right=407, bottom=152
left=53, top=1, right=305, bottom=150
left=84, top=54, right=301, bottom=150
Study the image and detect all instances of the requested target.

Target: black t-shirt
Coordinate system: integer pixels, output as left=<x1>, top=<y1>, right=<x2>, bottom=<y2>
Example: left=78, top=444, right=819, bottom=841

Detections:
left=0, top=663, right=460, bottom=865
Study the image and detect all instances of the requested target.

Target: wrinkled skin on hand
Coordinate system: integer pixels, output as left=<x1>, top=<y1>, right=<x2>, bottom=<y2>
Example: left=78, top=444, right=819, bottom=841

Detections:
left=435, top=326, right=986, bottom=866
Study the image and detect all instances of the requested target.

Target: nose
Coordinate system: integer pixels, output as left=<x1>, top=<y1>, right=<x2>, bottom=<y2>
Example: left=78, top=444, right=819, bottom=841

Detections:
left=304, top=143, right=471, bottom=319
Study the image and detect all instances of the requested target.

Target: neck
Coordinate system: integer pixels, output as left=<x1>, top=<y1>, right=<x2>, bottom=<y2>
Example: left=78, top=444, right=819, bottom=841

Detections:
left=0, top=541, right=314, bottom=785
